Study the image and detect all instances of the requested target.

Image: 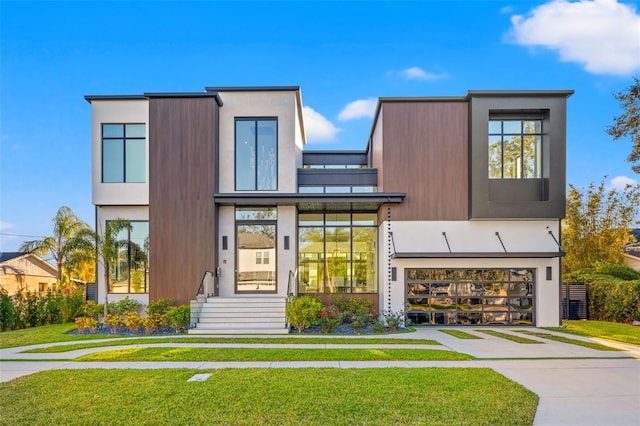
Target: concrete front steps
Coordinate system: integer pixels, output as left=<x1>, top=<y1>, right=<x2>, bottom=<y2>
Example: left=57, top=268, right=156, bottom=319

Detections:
left=189, top=296, right=289, bottom=334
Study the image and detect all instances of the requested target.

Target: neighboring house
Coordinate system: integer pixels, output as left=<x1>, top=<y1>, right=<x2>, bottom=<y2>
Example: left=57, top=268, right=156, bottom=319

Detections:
left=86, top=87, right=572, bottom=331
left=624, top=228, right=640, bottom=271
left=0, top=252, right=58, bottom=295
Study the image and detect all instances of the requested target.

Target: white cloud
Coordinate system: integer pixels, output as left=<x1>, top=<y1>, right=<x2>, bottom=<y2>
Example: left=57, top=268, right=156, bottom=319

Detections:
left=302, top=106, right=341, bottom=143
left=0, top=221, right=13, bottom=231
left=398, top=66, right=448, bottom=81
left=509, top=0, right=640, bottom=76
left=610, top=175, right=639, bottom=191
left=338, top=98, right=377, bottom=121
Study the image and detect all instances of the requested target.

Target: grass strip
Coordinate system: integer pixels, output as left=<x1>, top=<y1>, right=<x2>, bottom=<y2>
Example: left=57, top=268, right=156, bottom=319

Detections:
left=475, top=329, right=543, bottom=344
left=78, top=347, right=472, bottom=362
left=545, top=320, right=640, bottom=347
left=0, top=324, right=122, bottom=349
left=516, top=330, right=622, bottom=351
left=440, top=329, right=483, bottom=339
left=0, top=368, right=536, bottom=425
left=23, top=336, right=441, bottom=353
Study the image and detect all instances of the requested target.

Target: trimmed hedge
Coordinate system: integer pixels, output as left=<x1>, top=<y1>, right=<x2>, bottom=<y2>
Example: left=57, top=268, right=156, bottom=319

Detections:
left=565, top=264, right=640, bottom=324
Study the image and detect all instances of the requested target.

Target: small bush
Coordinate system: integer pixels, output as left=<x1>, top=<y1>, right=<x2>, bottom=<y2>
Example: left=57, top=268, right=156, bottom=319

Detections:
left=166, top=305, right=191, bottom=332
left=286, top=296, right=322, bottom=333
left=331, top=296, right=372, bottom=323
left=350, top=311, right=370, bottom=333
left=75, top=316, right=98, bottom=333
left=83, top=301, right=104, bottom=320
left=142, top=313, right=169, bottom=335
left=319, top=304, right=342, bottom=333
left=103, top=313, right=126, bottom=334
left=61, top=290, right=85, bottom=322
left=109, top=296, right=142, bottom=315
left=125, top=311, right=143, bottom=333
left=146, top=298, right=174, bottom=315
left=372, top=320, right=386, bottom=333
left=384, top=310, right=405, bottom=331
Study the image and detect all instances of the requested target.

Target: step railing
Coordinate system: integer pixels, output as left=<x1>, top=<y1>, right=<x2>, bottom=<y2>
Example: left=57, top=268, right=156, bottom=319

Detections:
left=285, top=269, right=298, bottom=329
left=195, top=270, right=215, bottom=298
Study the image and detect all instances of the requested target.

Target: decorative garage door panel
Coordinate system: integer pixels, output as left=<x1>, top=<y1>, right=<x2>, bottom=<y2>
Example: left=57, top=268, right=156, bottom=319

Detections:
left=406, top=268, right=535, bottom=326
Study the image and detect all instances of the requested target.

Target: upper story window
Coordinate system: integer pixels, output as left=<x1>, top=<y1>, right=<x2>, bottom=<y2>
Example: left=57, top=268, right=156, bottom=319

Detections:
left=102, top=124, right=146, bottom=183
left=235, top=118, right=277, bottom=191
left=488, top=119, right=542, bottom=179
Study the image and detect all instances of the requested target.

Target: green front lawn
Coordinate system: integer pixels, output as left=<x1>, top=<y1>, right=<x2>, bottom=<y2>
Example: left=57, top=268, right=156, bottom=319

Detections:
left=517, top=330, right=622, bottom=351
left=23, top=336, right=440, bottom=353
left=78, top=347, right=472, bottom=362
left=546, top=321, right=640, bottom=346
left=0, top=368, right=537, bottom=425
left=0, top=324, right=121, bottom=349
left=440, top=330, right=483, bottom=339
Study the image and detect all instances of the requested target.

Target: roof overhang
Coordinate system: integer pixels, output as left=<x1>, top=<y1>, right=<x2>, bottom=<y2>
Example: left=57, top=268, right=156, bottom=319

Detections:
left=214, top=192, right=405, bottom=212
left=391, top=251, right=565, bottom=259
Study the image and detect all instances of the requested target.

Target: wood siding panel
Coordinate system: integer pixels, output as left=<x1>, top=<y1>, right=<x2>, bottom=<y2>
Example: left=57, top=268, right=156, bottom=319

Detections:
left=381, top=102, right=468, bottom=221
left=149, top=98, right=218, bottom=305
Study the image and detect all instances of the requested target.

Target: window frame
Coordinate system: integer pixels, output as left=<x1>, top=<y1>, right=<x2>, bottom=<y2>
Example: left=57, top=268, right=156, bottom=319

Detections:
left=101, top=123, right=146, bottom=183
left=235, top=207, right=278, bottom=294
left=488, top=117, right=542, bottom=180
left=107, top=220, right=149, bottom=294
left=234, top=117, right=278, bottom=191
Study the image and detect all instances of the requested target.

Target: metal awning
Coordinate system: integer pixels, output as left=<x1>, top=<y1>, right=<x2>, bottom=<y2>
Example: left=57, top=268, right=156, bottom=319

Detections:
left=391, top=251, right=565, bottom=259
left=214, top=192, right=405, bottom=212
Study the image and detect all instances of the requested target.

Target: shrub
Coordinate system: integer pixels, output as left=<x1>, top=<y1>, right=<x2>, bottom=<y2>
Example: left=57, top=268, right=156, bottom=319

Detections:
left=75, top=316, right=98, bottom=333
left=146, top=298, right=174, bottom=315
left=372, top=320, right=386, bottom=333
left=319, top=304, right=342, bottom=333
left=103, top=313, right=126, bottom=333
left=109, top=296, right=142, bottom=315
left=166, top=305, right=191, bottom=332
left=384, top=310, right=405, bottom=331
left=83, top=301, right=104, bottom=320
left=592, top=262, right=640, bottom=281
left=585, top=277, right=640, bottom=323
left=61, top=290, right=86, bottom=322
left=125, top=311, right=143, bottom=333
left=286, top=296, right=322, bottom=333
left=41, top=290, right=63, bottom=325
left=0, top=288, right=16, bottom=331
left=331, top=296, right=372, bottom=323
left=350, top=311, right=370, bottom=334
left=142, top=313, right=169, bottom=335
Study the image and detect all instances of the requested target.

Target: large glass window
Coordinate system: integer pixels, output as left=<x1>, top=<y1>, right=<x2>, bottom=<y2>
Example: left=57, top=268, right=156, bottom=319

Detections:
left=102, top=124, right=146, bottom=183
left=298, top=213, right=377, bottom=294
left=109, top=221, right=149, bottom=294
left=488, top=120, right=541, bottom=179
left=235, top=118, right=277, bottom=191
left=406, top=268, right=535, bottom=326
left=236, top=208, right=277, bottom=293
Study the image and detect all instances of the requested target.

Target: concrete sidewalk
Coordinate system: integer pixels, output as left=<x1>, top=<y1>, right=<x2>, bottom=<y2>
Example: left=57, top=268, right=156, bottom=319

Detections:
left=1, top=327, right=639, bottom=426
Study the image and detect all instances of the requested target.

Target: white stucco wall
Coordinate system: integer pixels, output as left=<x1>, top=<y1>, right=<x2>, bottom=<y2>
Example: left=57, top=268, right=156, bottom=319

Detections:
left=218, top=91, right=300, bottom=194
left=379, top=220, right=562, bottom=327
left=90, top=100, right=149, bottom=205
left=95, top=205, right=149, bottom=308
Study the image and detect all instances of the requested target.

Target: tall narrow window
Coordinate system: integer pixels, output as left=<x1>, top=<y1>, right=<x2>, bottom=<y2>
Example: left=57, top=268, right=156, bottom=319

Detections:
left=102, top=124, right=146, bottom=183
left=109, top=221, right=149, bottom=294
left=235, top=118, right=277, bottom=190
left=488, top=119, right=541, bottom=179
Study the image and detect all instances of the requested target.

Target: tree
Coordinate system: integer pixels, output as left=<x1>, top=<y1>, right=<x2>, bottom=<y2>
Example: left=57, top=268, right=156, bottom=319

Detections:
left=607, top=77, right=640, bottom=174
left=562, top=179, right=640, bottom=273
left=77, top=219, right=132, bottom=317
left=19, top=206, right=91, bottom=286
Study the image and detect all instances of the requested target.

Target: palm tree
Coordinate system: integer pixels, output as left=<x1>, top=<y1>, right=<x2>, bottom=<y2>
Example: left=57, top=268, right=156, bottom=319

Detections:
left=19, top=206, right=91, bottom=286
left=77, top=219, right=132, bottom=317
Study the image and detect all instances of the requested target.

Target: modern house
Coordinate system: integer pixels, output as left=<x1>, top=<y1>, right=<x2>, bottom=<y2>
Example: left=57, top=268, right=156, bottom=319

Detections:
left=0, top=252, right=58, bottom=295
left=86, top=86, right=572, bottom=332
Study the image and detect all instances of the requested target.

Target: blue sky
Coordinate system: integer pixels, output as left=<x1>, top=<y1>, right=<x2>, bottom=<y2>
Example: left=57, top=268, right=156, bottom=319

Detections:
left=1, top=0, right=639, bottom=252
